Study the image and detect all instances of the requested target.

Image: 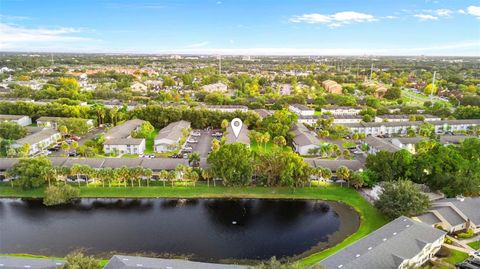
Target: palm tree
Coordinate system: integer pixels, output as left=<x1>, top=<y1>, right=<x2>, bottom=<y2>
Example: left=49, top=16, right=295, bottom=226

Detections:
left=190, top=170, right=199, bottom=187
left=143, top=168, right=153, bottom=187
left=118, top=166, right=129, bottom=187
left=262, top=132, right=270, bottom=151
left=336, top=166, right=351, bottom=187
left=159, top=170, right=169, bottom=187
left=188, top=152, right=201, bottom=167
left=70, top=164, right=83, bottom=187
left=168, top=170, right=176, bottom=187
left=201, top=169, right=212, bottom=187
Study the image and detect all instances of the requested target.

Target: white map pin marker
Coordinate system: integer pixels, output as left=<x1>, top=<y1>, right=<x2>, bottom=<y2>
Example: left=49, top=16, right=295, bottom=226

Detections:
left=231, top=118, right=243, bottom=138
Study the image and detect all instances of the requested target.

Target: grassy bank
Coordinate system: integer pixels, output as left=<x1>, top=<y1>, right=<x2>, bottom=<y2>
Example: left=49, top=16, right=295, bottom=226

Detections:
left=0, top=182, right=387, bottom=267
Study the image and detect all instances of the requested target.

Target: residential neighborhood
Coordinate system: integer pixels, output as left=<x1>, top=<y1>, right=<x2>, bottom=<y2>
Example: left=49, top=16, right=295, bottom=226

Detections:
left=0, top=0, right=479, bottom=267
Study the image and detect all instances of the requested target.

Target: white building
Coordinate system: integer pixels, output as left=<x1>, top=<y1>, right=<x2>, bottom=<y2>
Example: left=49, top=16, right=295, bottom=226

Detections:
left=374, top=114, right=441, bottom=123
left=36, top=116, right=94, bottom=130
left=297, top=115, right=362, bottom=125
left=202, top=82, right=228, bottom=93
left=415, top=196, right=480, bottom=234
left=103, top=138, right=145, bottom=155
left=0, top=114, right=32, bottom=126
left=154, top=120, right=191, bottom=152
left=103, top=119, right=146, bottom=155
left=288, top=104, right=314, bottom=116
left=12, top=128, right=61, bottom=155
left=204, top=105, right=248, bottom=113
left=291, top=123, right=319, bottom=155
left=321, top=106, right=362, bottom=116
left=319, top=216, right=446, bottom=269
left=343, top=119, right=480, bottom=136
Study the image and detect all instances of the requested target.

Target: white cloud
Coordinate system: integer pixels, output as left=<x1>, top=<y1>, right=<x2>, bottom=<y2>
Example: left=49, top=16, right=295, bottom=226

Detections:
left=216, top=1, right=222, bottom=4
left=383, top=15, right=397, bottom=19
left=414, top=14, right=438, bottom=20
left=435, top=9, right=452, bottom=16
left=458, top=9, right=466, bottom=14
left=0, top=23, right=95, bottom=49
left=136, top=41, right=480, bottom=56
left=185, top=41, right=209, bottom=48
left=290, top=11, right=376, bottom=27
left=466, top=5, right=480, bottom=17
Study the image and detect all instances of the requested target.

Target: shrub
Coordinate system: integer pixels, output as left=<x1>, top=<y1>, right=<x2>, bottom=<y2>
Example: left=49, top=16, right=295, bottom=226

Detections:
left=62, top=250, right=99, bottom=269
left=43, top=185, right=80, bottom=206
left=457, top=229, right=474, bottom=239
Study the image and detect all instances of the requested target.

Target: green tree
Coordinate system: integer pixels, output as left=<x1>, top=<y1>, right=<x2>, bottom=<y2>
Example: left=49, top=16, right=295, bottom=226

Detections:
left=132, top=121, right=155, bottom=138
left=375, top=180, right=430, bottom=219
left=7, top=157, right=52, bottom=189
left=207, top=143, right=253, bottom=186
left=43, top=185, right=80, bottom=206
left=0, top=122, right=27, bottom=140
left=62, top=250, right=100, bottom=269
left=272, top=136, right=286, bottom=147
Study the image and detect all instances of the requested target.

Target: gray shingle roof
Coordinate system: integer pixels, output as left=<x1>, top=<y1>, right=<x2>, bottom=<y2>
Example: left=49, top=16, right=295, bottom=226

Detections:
left=431, top=206, right=465, bottom=226
left=0, top=256, right=64, bottom=269
left=15, top=128, right=59, bottom=145
left=365, top=136, right=401, bottom=152
left=105, top=119, right=144, bottom=140
left=103, top=138, right=144, bottom=145
left=319, top=216, right=446, bottom=269
left=225, top=125, right=250, bottom=145
left=292, top=123, right=319, bottom=147
left=155, top=120, right=190, bottom=142
left=0, top=114, right=27, bottom=120
left=305, top=159, right=364, bottom=172
left=416, top=212, right=442, bottom=225
left=434, top=197, right=480, bottom=225
left=104, top=255, right=249, bottom=269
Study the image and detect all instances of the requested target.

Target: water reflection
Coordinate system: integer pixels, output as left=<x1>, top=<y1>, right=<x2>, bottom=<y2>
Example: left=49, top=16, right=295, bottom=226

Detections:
left=0, top=198, right=358, bottom=261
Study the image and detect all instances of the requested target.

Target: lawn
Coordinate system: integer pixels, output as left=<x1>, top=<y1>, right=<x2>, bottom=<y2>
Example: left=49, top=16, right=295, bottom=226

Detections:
left=440, top=248, right=469, bottom=267
left=1, top=253, right=109, bottom=269
left=144, top=129, right=158, bottom=154
left=468, top=240, right=480, bottom=250
left=0, top=182, right=387, bottom=267
left=250, top=141, right=290, bottom=153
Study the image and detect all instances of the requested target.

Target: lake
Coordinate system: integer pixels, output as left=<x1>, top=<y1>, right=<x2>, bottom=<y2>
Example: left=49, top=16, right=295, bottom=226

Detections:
left=0, top=198, right=359, bottom=262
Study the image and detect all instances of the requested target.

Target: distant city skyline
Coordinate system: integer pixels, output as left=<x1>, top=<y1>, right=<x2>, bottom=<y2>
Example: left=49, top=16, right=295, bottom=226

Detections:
left=0, top=0, right=479, bottom=56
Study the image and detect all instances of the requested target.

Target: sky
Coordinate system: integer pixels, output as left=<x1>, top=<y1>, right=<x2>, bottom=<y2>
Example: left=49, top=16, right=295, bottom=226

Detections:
left=0, top=0, right=479, bottom=56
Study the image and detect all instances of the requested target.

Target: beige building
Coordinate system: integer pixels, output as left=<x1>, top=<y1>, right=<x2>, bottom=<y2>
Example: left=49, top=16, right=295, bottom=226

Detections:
left=322, top=80, right=342, bottom=94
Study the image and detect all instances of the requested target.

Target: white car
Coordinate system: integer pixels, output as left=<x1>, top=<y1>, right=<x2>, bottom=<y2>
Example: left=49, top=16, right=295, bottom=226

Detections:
left=187, top=138, right=198, bottom=143
left=191, top=132, right=201, bottom=137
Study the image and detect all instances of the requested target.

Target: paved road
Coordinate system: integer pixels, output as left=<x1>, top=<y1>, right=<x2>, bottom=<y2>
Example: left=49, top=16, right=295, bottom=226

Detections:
left=189, top=130, right=213, bottom=157
left=50, top=127, right=104, bottom=157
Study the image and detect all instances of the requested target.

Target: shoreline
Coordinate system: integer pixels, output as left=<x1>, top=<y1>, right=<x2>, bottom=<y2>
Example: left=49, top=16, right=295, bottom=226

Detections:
left=0, top=184, right=387, bottom=267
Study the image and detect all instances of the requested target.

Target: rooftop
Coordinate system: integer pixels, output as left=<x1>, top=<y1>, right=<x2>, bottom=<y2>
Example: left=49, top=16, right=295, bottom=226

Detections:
left=105, top=119, right=145, bottom=140
left=104, top=255, right=248, bottom=269
left=319, top=216, right=446, bottom=269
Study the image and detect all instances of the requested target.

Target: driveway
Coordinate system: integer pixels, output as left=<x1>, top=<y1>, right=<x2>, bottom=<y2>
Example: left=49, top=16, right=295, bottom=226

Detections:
left=189, top=130, right=213, bottom=157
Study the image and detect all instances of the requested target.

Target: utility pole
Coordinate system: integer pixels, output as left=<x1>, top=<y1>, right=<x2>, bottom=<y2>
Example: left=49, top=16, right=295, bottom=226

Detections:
left=369, top=63, right=373, bottom=81
left=218, top=55, right=221, bottom=76
left=430, top=71, right=436, bottom=101
left=51, top=53, right=54, bottom=66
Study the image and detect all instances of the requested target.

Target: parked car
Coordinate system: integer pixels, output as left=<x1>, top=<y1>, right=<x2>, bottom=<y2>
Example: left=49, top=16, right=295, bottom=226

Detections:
left=65, top=138, right=73, bottom=144
left=191, top=132, right=201, bottom=137
left=183, top=153, right=188, bottom=159
left=212, top=131, right=223, bottom=137
left=71, top=135, right=81, bottom=141
left=41, top=150, right=52, bottom=156
left=187, top=138, right=198, bottom=143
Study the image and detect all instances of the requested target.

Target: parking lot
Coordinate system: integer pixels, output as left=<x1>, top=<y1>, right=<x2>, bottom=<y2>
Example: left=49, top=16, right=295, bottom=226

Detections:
left=184, top=129, right=215, bottom=157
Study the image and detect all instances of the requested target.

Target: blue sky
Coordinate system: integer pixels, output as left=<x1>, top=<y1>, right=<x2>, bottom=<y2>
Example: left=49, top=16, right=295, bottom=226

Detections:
left=1, top=0, right=479, bottom=55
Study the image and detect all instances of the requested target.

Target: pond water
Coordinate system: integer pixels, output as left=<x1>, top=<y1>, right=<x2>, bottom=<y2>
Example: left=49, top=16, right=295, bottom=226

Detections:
left=0, top=198, right=359, bottom=262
